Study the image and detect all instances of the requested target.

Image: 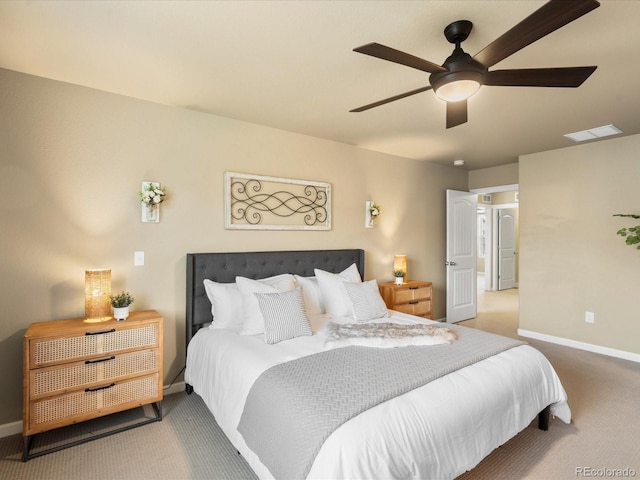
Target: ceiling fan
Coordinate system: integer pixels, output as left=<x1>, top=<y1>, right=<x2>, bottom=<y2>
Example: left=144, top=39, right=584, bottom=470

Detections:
left=350, top=0, right=600, bottom=128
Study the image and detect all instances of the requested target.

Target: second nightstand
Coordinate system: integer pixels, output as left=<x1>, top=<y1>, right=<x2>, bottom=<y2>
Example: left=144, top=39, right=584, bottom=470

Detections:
left=378, top=280, right=433, bottom=320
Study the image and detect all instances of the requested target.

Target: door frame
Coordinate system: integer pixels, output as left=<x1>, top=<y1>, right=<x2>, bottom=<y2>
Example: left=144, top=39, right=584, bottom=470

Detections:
left=471, top=184, right=519, bottom=292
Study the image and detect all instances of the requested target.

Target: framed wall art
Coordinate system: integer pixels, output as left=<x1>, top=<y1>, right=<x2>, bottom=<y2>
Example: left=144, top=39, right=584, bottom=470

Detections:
left=224, top=172, right=331, bottom=230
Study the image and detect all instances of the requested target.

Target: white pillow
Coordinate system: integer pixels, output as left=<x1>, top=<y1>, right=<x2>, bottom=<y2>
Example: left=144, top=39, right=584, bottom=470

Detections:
left=255, top=287, right=312, bottom=344
left=293, top=275, right=325, bottom=315
left=236, top=274, right=297, bottom=335
left=314, top=263, right=362, bottom=318
left=203, top=280, right=243, bottom=332
left=343, top=280, right=389, bottom=323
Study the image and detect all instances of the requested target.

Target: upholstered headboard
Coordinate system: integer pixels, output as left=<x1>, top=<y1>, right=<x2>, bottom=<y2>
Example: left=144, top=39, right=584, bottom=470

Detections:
left=185, top=249, right=365, bottom=343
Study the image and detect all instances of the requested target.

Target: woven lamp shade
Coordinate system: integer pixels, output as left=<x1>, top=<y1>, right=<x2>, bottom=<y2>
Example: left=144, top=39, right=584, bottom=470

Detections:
left=85, top=269, right=111, bottom=320
left=393, top=255, right=407, bottom=281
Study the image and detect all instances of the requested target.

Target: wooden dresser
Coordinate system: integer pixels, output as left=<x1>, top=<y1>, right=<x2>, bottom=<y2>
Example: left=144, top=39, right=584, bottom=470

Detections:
left=22, top=310, right=163, bottom=460
left=378, top=280, right=433, bottom=320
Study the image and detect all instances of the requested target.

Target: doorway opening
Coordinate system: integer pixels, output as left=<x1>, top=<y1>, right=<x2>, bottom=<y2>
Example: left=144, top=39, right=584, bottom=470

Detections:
left=472, top=185, right=519, bottom=332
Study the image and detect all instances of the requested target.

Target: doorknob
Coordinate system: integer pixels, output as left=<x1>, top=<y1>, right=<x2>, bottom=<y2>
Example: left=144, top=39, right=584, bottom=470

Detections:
left=446, top=261, right=457, bottom=266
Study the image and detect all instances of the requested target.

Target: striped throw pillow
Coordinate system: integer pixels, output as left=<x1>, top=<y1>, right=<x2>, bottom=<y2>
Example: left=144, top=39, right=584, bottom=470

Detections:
left=255, top=287, right=312, bottom=344
left=343, top=280, right=389, bottom=322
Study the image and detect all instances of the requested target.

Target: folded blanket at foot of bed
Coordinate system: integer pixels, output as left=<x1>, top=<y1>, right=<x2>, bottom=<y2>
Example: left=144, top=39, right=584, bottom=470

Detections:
left=323, top=321, right=458, bottom=348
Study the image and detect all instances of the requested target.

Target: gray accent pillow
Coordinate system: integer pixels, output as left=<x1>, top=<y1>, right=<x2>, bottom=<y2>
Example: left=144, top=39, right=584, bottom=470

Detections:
left=255, top=287, right=312, bottom=344
left=343, top=280, right=389, bottom=322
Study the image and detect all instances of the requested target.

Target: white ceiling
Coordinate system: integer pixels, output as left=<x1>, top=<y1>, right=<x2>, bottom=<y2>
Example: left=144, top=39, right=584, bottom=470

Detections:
left=1, top=0, right=639, bottom=170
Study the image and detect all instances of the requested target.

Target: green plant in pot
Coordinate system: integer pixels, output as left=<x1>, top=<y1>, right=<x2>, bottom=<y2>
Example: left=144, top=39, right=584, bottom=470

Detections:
left=110, top=291, right=134, bottom=321
left=393, top=270, right=405, bottom=285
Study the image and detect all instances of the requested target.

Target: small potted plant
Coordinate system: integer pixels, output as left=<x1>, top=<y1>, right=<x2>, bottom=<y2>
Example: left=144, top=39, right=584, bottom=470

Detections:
left=110, top=291, right=134, bottom=321
left=393, top=270, right=405, bottom=285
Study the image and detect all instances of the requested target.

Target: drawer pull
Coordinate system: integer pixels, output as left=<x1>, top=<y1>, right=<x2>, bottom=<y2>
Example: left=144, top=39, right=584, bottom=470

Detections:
left=85, top=356, right=115, bottom=365
left=85, top=328, right=116, bottom=336
left=409, top=300, right=419, bottom=305
left=85, top=383, right=115, bottom=393
left=409, top=286, right=418, bottom=290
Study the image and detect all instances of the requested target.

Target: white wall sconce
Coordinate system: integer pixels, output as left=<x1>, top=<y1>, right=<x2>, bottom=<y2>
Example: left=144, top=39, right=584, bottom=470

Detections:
left=139, top=181, right=166, bottom=223
left=365, top=201, right=380, bottom=228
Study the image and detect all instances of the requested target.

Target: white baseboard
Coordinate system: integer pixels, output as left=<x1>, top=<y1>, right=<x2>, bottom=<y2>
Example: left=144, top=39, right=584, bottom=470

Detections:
left=162, top=380, right=186, bottom=396
left=0, top=381, right=188, bottom=439
left=0, top=420, right=22, bottom=438
left=518, top=329, right=640, bottom=364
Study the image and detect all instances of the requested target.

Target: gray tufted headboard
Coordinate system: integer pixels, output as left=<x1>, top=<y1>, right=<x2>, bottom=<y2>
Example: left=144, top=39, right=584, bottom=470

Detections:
left=185, top=249, right=365, bottom=344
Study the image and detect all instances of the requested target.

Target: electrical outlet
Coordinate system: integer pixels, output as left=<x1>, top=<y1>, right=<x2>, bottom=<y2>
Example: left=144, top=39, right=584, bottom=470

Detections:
left=134, top=251, right=145, bottom=266
left=585, top=311, right=595, bottom=324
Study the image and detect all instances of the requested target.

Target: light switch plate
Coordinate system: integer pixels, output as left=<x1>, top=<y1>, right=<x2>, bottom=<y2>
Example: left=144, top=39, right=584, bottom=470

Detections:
left=134, top=251, right=145, bottom=266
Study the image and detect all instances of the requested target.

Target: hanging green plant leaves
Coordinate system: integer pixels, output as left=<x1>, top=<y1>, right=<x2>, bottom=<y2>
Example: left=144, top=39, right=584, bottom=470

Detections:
left=614, top=214, right=640, bottom=250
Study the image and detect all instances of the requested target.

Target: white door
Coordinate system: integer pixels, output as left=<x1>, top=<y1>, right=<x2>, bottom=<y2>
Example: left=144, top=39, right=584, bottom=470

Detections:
left=446, top=190, right=477, bottom=323
left=498, top=208, right=517, bottom=290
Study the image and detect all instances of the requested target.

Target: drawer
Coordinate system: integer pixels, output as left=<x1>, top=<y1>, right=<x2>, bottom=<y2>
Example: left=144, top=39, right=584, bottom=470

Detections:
left=395, top=286, right=431, bottom=304
left=31, top=349, right=159, bottom=399
left=394, top=300, right=431, bottom=317
left=28, top=373, right=160, bottom=432
left=30, top=323, right=159, bottom=367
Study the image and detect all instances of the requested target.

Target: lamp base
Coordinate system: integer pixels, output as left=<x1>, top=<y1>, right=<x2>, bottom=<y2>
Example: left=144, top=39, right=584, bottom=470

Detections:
left=84, top=316, right=112, bottom=323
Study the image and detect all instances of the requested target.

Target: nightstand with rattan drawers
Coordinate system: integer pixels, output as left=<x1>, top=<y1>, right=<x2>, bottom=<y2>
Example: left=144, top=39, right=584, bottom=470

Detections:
left=22, top=309, right=163, bottom=461
left=378, top=280, right=433, bottom=320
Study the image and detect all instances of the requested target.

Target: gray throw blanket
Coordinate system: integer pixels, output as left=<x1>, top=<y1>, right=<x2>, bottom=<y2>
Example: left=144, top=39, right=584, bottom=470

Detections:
left=237, top=324, right=525, bottom=480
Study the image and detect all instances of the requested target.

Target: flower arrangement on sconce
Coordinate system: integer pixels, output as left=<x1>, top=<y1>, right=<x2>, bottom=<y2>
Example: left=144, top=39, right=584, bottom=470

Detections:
left=614, top=213, right=640, bottom=250
left=139, top=181, right=166, bottom=223
left=365, top=201, right=380, bottom=228
left=139, top=183, right=166, bottom=207
left=369, top=203, right=381, bottom=219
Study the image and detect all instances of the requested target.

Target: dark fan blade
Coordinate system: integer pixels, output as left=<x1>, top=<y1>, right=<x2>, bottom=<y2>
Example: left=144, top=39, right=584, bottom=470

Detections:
left=474, top=0, right=600, bottom=68
left=485, top=66, right=597, bottom=87
left=354, top=43, right=447, bottom=74
left=350, top=85, right=433, bottom=112
left=446, top=100, right=467, bottom=129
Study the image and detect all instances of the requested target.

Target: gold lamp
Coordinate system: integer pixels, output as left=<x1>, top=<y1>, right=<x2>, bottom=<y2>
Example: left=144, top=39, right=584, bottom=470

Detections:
left=393, top=255, right=407, bottom=284
left=85, top=269, right=112, bottom=321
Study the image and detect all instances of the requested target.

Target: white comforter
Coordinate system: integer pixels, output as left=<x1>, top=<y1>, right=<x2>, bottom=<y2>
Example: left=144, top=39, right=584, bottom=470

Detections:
left=185, top=312, right=570, bottom=480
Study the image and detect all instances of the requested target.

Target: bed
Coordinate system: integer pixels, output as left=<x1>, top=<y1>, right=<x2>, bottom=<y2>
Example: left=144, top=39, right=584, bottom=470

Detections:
left=184, top=249, right=570, bottom=480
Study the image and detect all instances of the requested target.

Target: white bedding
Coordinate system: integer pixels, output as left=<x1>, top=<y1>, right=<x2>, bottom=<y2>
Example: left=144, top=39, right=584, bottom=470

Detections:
left=185, top=311, right=571, bottom=480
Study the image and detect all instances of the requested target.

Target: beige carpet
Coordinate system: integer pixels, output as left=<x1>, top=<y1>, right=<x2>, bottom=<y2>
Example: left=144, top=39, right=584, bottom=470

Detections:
left=459, top=287, right=640, bottom=479
left=1, top=289, right=638, bottom=479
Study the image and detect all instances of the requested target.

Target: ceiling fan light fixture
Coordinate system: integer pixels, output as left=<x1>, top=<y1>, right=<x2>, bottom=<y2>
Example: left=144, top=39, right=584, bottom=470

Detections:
left=435, top=79, right=481, bottom=102
left=431, top=68, right=485, bottom=103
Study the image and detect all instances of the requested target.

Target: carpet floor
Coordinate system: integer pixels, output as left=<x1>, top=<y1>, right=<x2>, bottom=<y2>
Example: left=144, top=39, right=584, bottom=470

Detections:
left=2, top=287, right=638, bottom=479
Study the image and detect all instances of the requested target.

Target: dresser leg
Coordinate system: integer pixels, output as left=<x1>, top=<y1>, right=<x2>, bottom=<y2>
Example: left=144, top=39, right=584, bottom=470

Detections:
left=22, top=435, right=32, bottom=462
left=153, top=401, right=163, bottom=421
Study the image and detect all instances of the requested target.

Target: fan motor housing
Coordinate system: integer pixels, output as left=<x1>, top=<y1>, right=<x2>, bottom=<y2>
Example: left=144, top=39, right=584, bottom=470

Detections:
left=430, top=48, right=487, bottom=96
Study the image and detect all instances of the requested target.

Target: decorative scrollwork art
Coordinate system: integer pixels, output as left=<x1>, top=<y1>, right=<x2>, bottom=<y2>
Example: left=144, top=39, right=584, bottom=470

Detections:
left=224, top=172, right=331, bottom=230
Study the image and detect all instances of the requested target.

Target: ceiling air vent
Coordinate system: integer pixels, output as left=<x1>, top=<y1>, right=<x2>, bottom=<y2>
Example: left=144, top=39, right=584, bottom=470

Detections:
left=564, top=124, right=622, bottom=142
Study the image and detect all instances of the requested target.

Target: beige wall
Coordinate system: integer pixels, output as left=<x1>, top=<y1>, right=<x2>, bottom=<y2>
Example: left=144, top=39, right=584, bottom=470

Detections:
left=0, top=68, right=467, bottom=424
left=519, top=134, right=640, bottom=354
left=469, top=163, right=518, bottom=190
